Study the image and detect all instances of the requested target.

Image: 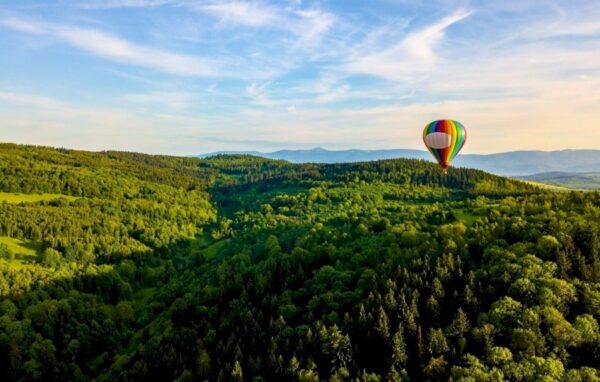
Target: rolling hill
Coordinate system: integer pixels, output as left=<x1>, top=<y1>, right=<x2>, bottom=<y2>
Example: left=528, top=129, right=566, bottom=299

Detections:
left=520, top=171, right=600, bottom=190
left=200, top=148, right=600, bottom=176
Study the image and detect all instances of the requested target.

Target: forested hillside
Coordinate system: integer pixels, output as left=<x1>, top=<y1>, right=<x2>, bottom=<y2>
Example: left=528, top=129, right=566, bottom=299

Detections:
left=0, top=144, right=598, bottom=381
left=199, top=148, right=600, bottom=176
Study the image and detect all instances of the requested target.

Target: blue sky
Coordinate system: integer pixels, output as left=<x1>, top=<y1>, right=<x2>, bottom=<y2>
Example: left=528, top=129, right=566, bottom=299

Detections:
left=1, top=0, right=599, bottom=154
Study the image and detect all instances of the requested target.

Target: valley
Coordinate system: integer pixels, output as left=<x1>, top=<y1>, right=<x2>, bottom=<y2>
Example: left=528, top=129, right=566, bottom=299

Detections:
left=0, top=144, right=598, bottom=381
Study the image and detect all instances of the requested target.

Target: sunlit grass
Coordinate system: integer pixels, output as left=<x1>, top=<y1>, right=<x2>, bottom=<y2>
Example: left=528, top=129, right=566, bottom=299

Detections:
left=0, top=236, right=41, bottom=269
left=454, top=209, right=479, bottom=226
left=519, top=180, right=571, bottom=191
left=0, top=192, right=77, bottom=203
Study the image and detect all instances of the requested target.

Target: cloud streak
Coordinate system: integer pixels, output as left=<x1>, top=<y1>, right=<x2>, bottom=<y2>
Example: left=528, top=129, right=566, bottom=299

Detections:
left=198, top=1, right=279, bottom=28
left=344, top=9, right=472, bottom=80
left=0, top=17, right=217, bottom=77
left=194, top=1, right=335, bottom=46
left=68, top=0, right=335, bottom=44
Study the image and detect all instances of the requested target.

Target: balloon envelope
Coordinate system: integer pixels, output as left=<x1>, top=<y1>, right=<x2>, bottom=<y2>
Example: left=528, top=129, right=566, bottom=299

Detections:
left=422, top=119, right=467, bottom=172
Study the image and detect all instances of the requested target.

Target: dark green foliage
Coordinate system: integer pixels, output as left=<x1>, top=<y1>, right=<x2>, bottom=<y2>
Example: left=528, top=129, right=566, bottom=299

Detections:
left=0, top=144, right=598, bottom=381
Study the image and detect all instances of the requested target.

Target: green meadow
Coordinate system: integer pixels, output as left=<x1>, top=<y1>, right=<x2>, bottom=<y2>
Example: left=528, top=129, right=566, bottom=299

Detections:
left=0, top=236, right=41, bottom=269
left=0, top=192, right=77, bottom=203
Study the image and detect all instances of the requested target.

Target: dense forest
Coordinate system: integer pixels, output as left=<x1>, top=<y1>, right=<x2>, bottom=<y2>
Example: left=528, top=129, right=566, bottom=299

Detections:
left=0, top=143, right=598, bottom=381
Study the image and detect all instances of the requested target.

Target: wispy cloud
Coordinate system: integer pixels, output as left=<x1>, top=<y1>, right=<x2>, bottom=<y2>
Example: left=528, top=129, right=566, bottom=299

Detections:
left=193, top=1, right=335, bottom=44
left=401, top=10, right=472, bottom=63
left=294, top=8, right=336, bottom=45
left=0, top=17, right=217, bottom=77
left=344, top=9, right=472, bottom=80
left=198, top=1, right=279, bottom=28
left=68, top=0, right=335, bottom=43
left=64, top=0, right=179, bottom=9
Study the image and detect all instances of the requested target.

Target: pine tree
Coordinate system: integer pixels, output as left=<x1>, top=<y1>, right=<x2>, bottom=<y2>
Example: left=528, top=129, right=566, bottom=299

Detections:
left=231, top=360, right=243, bottom=382
left=392, top=324, right=408, bottom=367
left=376, top=307, right=390, bottom=340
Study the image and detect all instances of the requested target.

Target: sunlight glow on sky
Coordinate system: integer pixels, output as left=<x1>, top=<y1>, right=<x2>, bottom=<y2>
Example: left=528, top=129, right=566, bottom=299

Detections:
left=1, top=0, right=599, bottom=154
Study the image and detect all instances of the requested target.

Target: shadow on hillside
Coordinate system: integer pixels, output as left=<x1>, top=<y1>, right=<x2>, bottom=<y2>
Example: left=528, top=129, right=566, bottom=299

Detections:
left=0, top=209, right=337, bottom=380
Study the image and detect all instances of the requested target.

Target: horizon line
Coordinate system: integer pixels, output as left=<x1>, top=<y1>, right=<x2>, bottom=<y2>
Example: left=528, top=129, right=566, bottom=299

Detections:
left=2, top=141, right=600, bottom=157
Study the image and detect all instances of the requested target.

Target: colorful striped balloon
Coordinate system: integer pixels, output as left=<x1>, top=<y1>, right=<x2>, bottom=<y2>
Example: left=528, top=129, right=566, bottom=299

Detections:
left=422, top=119, right=467, bottom=173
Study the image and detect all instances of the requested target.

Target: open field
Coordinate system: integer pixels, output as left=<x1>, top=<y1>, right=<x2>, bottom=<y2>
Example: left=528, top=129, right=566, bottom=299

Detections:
left=519, top=180, right=572, bottom=191
left=519, top=172, right=600, bottom=190
left=0, top=192, right=77, bottom=203
left=0, top=236, right=41, bottom=269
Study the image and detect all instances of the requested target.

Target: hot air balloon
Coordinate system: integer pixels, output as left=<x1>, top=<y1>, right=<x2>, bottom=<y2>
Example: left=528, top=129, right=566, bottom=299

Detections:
left=423, top=119, right=467, bottom=174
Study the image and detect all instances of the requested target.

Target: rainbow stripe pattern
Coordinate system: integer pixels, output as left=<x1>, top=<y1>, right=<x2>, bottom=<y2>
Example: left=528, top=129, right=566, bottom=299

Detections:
left=422, top=119, right=467, bottom=172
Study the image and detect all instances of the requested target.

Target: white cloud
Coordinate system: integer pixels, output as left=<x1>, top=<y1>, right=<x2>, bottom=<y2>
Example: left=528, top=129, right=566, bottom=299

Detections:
left=344, top=9, right=472, bottom=80
left=245, top=81, right=272, bottom=104
left=0, top=17, right=217, bottom=77
left=199, top=1, right=279, bottom=28
left=400, top=10, right=472, bottom=62
left=65, top=0, right=179, bottom=9
left=67, top=0, right=335, bottom=41
left=193, top=1, right=334, bottom=43
left=293, top=9, right=335, bottom=44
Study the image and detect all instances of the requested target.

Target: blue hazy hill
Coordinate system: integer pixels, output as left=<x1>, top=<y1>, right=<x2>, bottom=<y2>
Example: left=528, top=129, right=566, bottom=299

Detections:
left=520, top=171, right=600, bottom=190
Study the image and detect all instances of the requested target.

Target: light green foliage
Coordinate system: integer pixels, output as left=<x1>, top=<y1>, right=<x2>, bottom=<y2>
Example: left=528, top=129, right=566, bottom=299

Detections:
left=537, top=235, right=561, bottom=258
left=488, top=347, right=513, bottom=365
left=0, top=243, right=13, bottom=261
left=39, top=248, right=62, bottom=267
left=0, top=144, right=217, bottom=294
left=428, top=328, right=450, bottom=356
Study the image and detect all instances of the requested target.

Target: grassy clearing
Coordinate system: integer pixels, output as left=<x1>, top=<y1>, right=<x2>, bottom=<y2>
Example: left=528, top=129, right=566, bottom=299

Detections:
left=0, top=236, right=40, bottom=257
left=134, top=287, right=156, bottom=304
left=539, top=179, right=600, bottom=190
left=0, top=192, right=77, bottom=203
left=0, top=236, right=41, bottom=269
left=189, top=234, right=212, bottom=252
left=519, top=180, right=571, bottom=192
left=204, top=239, right=229, bottom=259
left=454, top=209, right=479, bottom=226
left=188, top=234, right=228, bottom=259
left=520, top=173, right=600, bottom=190
left=188, top=233, right=229, bottom=258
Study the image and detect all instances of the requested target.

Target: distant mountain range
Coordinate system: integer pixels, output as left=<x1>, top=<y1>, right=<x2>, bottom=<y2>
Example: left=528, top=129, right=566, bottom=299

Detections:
left=520, top=172, right=600, bottom=190
left=199, top=148, right=600, bottom=176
